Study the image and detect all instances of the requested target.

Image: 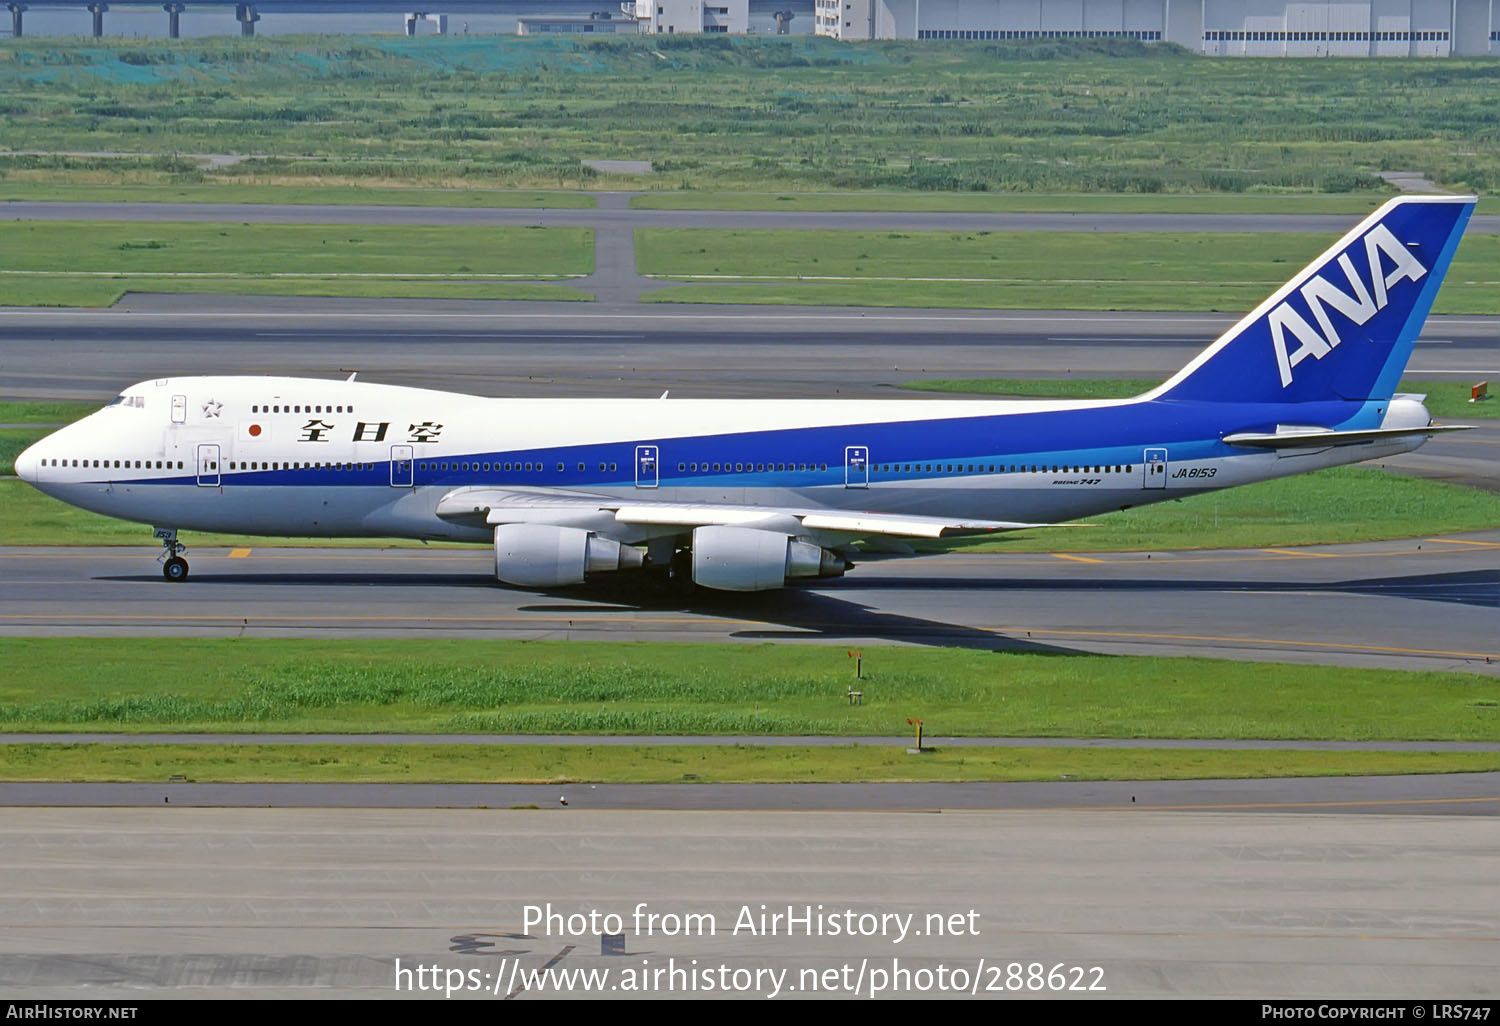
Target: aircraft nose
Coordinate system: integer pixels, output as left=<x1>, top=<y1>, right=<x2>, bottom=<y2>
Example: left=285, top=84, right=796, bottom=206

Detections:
left=14, top=441, right=41, bottom=483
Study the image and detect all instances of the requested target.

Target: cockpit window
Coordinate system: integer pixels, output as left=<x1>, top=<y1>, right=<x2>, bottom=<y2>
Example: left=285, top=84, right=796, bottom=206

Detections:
left=105, top=395, right=145, bottom=409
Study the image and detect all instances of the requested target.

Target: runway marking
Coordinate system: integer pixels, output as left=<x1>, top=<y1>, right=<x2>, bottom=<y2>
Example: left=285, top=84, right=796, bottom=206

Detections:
left=1095, top=794, right=1500, bottom=813
left=1051, top=553, right=1105, bottom=564
left=227, top=549, right=252, bottom=558
left=1425, top=537, right=1500, bottom=549
left=1261, top=548, right=1338, bottom=558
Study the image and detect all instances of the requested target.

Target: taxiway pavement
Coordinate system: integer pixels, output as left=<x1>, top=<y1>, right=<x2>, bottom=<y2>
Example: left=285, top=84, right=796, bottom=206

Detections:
left=1, top=807, right=1496, bottom=999
left=2, top=534, right=1495, bottom=672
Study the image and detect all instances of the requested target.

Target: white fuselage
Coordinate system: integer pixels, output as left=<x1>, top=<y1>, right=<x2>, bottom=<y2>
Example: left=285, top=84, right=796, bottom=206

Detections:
left=17, top=375, right=1425, bottom=547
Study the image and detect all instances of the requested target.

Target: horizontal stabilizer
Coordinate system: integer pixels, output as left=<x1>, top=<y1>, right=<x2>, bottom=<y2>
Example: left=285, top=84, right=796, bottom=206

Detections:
left=1222, top=424, right=1470, bottom=449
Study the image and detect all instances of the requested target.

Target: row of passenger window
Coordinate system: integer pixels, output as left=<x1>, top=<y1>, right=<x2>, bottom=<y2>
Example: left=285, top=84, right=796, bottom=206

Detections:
left=414, top=460, right=1133, bottom=476
left=872, top=463, right=1133, bottom=475
left=39, top=456, right=1135, bottom=477
left=679, top=462, right=830, bottom=473
left=229, top=462, right=374, bottom=471
left=418, top=460, right=617, bottom=473
left=250, top=403, right=355, bottom=415
left=41, top=458, right=183, bottom=470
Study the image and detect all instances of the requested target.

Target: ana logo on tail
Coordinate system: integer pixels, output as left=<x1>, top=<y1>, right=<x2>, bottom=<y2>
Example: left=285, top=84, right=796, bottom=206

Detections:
left=1270, top=224, right=1427, bottom=387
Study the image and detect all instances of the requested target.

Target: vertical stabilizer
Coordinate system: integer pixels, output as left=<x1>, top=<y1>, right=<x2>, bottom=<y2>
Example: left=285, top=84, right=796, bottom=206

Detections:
left=1149, top=196, right=1474, bottom=405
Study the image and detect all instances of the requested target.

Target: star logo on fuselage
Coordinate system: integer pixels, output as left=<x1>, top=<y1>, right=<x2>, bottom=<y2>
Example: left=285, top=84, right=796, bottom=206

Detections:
left=202, top=399, right=223, bottom=419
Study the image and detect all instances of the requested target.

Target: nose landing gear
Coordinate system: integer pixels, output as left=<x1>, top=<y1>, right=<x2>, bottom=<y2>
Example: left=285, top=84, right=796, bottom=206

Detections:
left=154, top=527, right=189, bottom=582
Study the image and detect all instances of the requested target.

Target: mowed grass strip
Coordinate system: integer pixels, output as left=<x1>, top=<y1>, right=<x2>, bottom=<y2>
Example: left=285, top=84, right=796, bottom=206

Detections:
left=897, top=377, right=1500, bottom=421
left=1, top=639, right=1496, bottom=740
left=637, top=230, right=1500, bottom=314
left=631, top=192, right=1401, bottom=215
left=0, top=401, right=94, bottom=425
left=2, top=743, right=1497, bottom=784
left=11, top=278, right=592, bottom=308
left=0, top=183, right=597, bottom=208
left=0, top=221, right=594, bottom=306
left=0, top=428, right=47, bottom=476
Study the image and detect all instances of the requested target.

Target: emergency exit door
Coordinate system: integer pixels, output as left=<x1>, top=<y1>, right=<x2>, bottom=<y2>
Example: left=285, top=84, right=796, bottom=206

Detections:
left=389, top=445, right=414, bottom=488
left=195, top=444, right=220, bottom=487
left=635, top=445, right=659, bottom=488
left=1143, top=448, right=1168, bottom=489
left=845, top=445, right=869, bottom=489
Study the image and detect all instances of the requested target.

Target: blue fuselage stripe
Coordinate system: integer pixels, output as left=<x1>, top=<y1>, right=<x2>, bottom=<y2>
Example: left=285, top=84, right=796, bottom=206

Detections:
left=92, top=397, right=1361, bottom=489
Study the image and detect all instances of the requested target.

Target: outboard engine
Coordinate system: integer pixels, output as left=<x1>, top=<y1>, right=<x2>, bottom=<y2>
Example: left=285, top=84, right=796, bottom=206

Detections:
left=494, top=524, right=643, bottom=587
left=690, top=525, right=847, bottom=592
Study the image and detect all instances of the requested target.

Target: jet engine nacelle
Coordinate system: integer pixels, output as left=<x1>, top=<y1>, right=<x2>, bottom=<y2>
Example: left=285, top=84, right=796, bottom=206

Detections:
left=493, top=523, right=642, bottom=587
left=690, top=525, right=847, bottom=592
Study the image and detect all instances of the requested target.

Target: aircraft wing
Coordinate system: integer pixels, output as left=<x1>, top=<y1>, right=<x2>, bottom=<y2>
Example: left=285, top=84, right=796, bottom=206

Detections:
left=433, top=486, right=1058, bottom=539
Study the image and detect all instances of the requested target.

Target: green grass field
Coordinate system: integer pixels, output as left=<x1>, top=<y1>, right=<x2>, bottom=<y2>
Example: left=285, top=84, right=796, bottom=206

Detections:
left=0, top=183, right=597, bottom=207
left=0, top=221, right=593, bottom=306
left=11, top=277, right=592, bottom=307
left=2, top=742, right=1495, bottom=784
left=3, top=37, right=1499, bottom=196
left=637, top=229, right=1500, bottom=313
left=0, top=401, right=93, bottom=424
left=0, top=639, right=1495, bottom=739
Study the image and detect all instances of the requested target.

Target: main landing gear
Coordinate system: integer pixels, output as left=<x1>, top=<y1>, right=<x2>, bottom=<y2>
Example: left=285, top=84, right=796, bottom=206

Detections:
left=154, top=527, right=189, bottom=582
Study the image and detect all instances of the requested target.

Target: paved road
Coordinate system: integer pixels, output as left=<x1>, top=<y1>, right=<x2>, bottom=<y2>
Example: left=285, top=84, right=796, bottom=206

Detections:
left=1, top=807, right=1496, bottom=999
left=3, top=773, right=1500, bottom=811
left=3, top=535, right=1495, bottom=672
left=14, top=198, right=1497, bottom=234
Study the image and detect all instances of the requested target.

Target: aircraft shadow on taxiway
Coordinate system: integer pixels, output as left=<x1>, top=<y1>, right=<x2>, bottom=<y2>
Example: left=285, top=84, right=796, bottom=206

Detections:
left=832, top=568, right=1500, bottom=609
left=95, top=567, right=1079, bottom=654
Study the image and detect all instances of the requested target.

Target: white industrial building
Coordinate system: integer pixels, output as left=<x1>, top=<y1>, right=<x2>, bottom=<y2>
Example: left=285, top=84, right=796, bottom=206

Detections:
left=632, top=0, right=750, bottom=32
left=517, top=12, right=629, bottom=34
left=816, top=0, right=1500, bottom=55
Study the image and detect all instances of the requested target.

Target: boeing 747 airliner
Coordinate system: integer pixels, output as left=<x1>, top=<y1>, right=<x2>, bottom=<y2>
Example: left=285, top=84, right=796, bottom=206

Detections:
left=14, top=195, right=1474, bottom=591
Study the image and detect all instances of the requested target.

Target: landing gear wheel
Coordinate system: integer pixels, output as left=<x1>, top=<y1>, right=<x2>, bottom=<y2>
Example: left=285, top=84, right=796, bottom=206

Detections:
left=154, top=527, right=188, bottom=582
